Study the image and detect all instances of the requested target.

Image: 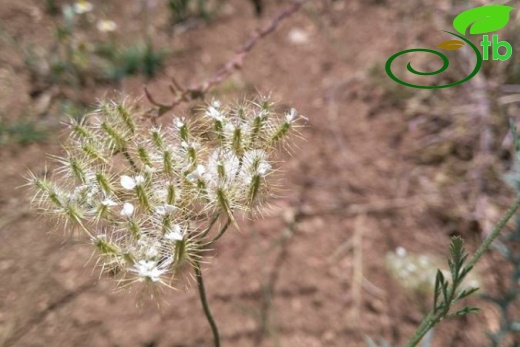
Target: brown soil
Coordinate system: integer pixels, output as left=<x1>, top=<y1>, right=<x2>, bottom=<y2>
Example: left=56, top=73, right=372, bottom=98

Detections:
left=0, top=0, right=518, bottom=346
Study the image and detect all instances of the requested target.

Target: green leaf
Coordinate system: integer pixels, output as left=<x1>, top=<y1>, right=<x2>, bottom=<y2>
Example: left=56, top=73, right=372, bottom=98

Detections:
left=433, top=270, right=443, bottom=312
left=449, top=236, right=466, bottom=272
left=446, top=306, right=480, bottom=318
left=457, top=286, right=479, bottom=300
left=453, top=5, right=514, bottom=35
left=441, top=277, right=449, bottom=304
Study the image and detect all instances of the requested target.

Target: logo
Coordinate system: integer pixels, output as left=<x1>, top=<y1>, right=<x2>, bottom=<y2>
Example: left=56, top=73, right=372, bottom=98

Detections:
left=385, top=5, right=514, bottom=89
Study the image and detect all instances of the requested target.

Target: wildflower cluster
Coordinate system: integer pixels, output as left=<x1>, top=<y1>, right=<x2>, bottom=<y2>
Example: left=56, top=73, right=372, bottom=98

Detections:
left=27, top=97, right=303, bottom=291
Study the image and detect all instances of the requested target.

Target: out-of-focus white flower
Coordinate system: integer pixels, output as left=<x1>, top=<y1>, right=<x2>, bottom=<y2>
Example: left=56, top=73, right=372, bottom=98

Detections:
left=285, top=108, right=297, bottom=124
left=73, top=0, right=93, bottom=14
left=181, top=141, right=200, bottom=150
left=120, top=202, right=134, bottom=217
left=174, top=117, right=185, bottom=129
left=287, top=28, right=309, bottom=45
left=120, top=175, right=145, bottom=190
left=97, top=19, right=117, bottom=32
left=206, top=101, right=224, bottom=121
left=396, top=246, right=407, bottom=257
left=187, top=165, right=206, bottom=182
left=144, top=165, right=155, bottom=173
left=155, top=204, right=177, bottom=216
left=164, top=224, right=184, bottom=241
left=101, top=198, right=117, bottom=206
left=133, top=260, right=166, bottom=282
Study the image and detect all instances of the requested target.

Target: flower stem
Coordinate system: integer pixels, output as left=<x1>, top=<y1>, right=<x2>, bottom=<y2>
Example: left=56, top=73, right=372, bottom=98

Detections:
left=208, top=218, right=231, bottom=244
left=195, top=262, right=220, bottom=347
left=122, top=147, right=139, bottom=172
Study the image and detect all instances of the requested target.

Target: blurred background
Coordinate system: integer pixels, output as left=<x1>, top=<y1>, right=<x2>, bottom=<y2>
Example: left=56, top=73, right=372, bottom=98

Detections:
left=1, top=0, right=520, bottom=346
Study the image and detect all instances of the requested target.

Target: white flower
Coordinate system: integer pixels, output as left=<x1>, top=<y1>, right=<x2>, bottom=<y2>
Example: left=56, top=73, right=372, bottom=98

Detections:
left=120, top=202, right=134, bottom=217
left=187, top=165, right=206, bottom=182
left=256, top=109, right=268, bottom=120
left=96, top=20, right=117, bottom=32
left=181, top=141, right=200, bottom=150
left=164, top=224, right=184, bottom=241
left=174, top=117, right=185, bottom=129
left=257, top=162, right=271, bottom=176
left=73, top=1, right=93, bottom=14
left=242, top=150, right=271, bottom=177
left=155, top=204, right=177, bottom=216
left=133, top=260, right=166, bottom=282
left=101, top=198, right=117, bottom=206
left=285, top=108, right=297, bottom=124
left=120, top=175, right=145, bottom=190
left=144, top=165, right=155, bottom=174
left=396, top=246, right=407, bottom=257
left=206, top=101, right=224, bottom=121
left=207, top=150, right=240, bottom=181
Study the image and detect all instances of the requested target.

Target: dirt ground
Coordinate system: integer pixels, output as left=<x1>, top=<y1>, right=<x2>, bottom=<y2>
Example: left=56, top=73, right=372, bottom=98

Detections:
left=1, top=0, right=519, bottom=346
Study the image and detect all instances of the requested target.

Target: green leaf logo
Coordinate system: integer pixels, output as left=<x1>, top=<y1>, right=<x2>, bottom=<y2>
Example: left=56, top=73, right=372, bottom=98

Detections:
left=437, top=40, right=465, bottom=50
left=453, top=5, right=514, bottom=35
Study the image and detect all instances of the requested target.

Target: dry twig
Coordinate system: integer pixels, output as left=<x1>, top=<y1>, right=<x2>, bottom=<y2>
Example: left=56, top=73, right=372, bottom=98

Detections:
left=144, top=0, right=307, bottom=117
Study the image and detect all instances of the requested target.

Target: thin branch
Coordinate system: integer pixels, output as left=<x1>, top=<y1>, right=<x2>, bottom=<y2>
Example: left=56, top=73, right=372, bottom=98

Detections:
left=200, top=213, right=221, bottom=239
left=208, top=218, right=232, bottom=244
left=144, top=0, right=307, bottom=117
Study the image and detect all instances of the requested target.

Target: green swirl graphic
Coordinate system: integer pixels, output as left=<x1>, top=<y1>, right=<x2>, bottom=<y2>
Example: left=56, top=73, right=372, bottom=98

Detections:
left=385, top=31, right=482, bottom=89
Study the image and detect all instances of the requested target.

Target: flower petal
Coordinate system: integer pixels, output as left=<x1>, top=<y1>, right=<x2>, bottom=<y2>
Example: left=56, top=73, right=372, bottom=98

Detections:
left=120, top=202, right=134, bottom=216
left=120, top=175, right=136, bottom=190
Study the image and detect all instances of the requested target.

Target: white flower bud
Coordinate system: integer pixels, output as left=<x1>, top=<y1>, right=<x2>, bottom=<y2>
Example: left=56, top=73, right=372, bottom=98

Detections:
left=187, top=165, right=206, bottom=182
left=121, top=175, right=136, bottom=190
left=101, top=198, right=117, bottom=206
left=155, top=204, right=177, bottom=216
left=164, top=224, right=184, bottom=241
left=120, top=202, right=134, bottom=217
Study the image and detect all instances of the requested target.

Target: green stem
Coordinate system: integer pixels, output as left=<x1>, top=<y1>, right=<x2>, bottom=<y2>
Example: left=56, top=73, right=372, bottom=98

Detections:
left=467, top=195, right=520, bottom=269
left=200, top=213, right=220, bottom=239
left=208, top=218, right=231, bottom=244
left=406, top=312, right=435, bottom=347
left=406, top=194, right=520, bottom=347
left=122, top=148, right=139, bottom=172
left=195, top=262, right=220, bottom=347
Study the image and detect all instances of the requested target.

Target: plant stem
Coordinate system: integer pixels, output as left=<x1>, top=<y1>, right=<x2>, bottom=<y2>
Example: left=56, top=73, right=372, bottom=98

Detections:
left=122, top=148, right=139, bottom=172
left=467, top=194, right=520, bottom=269
left=200, top=213, right=220, bottom=238
left=208, top=218, right=231, bottom=244
left=195, top=262, right=220, bottom=347
left=406, top=194, right=520, bottom=347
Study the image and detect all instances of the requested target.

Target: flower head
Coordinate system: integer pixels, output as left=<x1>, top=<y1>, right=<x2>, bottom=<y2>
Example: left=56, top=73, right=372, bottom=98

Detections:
left=26, top=96, right=304, bottom=295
